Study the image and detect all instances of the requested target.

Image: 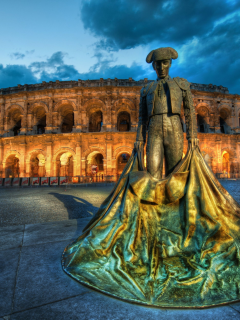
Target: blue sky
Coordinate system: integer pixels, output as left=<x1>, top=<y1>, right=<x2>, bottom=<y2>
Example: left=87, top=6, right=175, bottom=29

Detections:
left=0, top=0, right=240, bottom=93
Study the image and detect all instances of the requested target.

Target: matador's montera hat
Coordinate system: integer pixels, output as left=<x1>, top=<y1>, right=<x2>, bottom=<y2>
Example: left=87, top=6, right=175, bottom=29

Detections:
left=146, top=47, right=178, bottom=63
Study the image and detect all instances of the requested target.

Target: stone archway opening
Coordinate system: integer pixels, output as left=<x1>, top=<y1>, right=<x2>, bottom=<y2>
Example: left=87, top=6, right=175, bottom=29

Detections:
left=219, top=109, right=230, bottom=134
left=56, top=152, right=74, bottom=176
left=86, top=151, right=104, bottom=176
left=117, top=111, right=131, bottom=132
left=33, top=107, right=46, bottom=134
left=222, top=151, right=230, bottom=175
left=5, top=155, right=19, bottom=178
left=202, top=152, right=212, bottom=169
left=117, top=153, right=130, bottom=175
left=60, top=105, right=74, bottom=133
left=89, top=111, right=102, bottom=132
left=197, top=107, right=209, bottom=133
left=8, top=108, right=22, bottom=136
left=30, top=153, right=46, bottom=177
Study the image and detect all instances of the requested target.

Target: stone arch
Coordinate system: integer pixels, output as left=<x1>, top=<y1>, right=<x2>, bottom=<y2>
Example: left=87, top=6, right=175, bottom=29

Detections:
left=84, top=99, right=105, bottom=114
left=117, top=111, right=131, bottom=131
left=196, top=103, right=211, bottom=116
left=196, top=103, right=210, bottom=133
left=115, top=148, right=132, bottom=175
left=30, top=103, right=47, bottom=134
left=221, top=147, right=236, bottom=160
left=26, top=149, right=47, bottom=163
left=201, top=147, right=216, bottom=171
left=218, top=103, right=232, bottom=113
left=113, top=98, right=135, bottom=111
left=84, top=99, right=106, bottom=132
left=6, top=103, right=24, bottom=113
left=53, top=147, right=76, bottom=177
left=3, top=151, right=21, bottom=178
left=85, top=150, right=105, bottom=176
left=29, top=101, right=49, bottom=114
left=28, top=150, right=47, bottom=177
left=3, top=150, right=21, bottom=164
left=113, top=146, right=132, bottom=159
left=53, top=99, right=77, bottom=112
left=53, top=147, right=76, bottom=162
left=54, top=102, right=75, bottom=133
left=5, top=105, right=23, bottom=136
left=83, top=146, right=106, bottom=160
left=219, top=106, right=232, bottom=134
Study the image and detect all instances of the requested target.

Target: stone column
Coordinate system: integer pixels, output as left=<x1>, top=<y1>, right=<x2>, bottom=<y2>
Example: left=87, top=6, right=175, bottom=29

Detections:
left=4, top=116, right=8, bottom=134
left=46, top=142, right=53, bottom=176
left=19, top=140, right=26, bottom=177
left=75, top=142, right=82, bottom=176
left=52, top=112, right=58, bottom=133
left=20, top=98, right=28, bottom=135
left=27, top=114, right=32, bottom=135
left=25, top=160, right=31, bottom=177
left=103, top=158, right=107, bottom=175
left=72, top=110, right=79, bottom=132
left=81, top=158, right=86, bottom=176
left=111, top=157, right=117, bottom=181
left=215, top=138, right=222, bottom=173
left=131, top=96, right=140, bottom=132
left=105, top=134, right=113, bottom=175
left=45, top=98, right=53, bottom=133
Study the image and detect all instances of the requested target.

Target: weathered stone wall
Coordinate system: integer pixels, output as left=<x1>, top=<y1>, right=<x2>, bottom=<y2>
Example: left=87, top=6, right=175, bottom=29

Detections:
left=0, top=79, right=239, bottom=178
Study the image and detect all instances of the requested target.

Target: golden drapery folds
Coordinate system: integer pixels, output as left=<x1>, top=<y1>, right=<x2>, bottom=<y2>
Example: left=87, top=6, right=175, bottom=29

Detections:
left=62, top=146, right=240, bottom=308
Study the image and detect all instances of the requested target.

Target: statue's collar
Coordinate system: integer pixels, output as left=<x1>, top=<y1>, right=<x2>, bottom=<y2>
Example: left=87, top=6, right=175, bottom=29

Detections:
left=156, top=75, right=171, bottom=82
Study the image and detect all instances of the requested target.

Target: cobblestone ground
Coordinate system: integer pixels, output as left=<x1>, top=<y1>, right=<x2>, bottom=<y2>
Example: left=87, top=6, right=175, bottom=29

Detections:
left=0, top=180, right=239, bottom=227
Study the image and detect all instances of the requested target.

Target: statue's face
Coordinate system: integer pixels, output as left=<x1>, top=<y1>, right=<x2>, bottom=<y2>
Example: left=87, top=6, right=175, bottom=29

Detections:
left=154, top=59, right=171, bottom=79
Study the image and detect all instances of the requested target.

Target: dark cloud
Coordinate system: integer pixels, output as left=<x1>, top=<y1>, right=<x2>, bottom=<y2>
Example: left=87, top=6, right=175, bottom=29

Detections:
left=79, top=0, right=240, bottom=94
left=0, top=64, right=36, bottom=88
left=80, top=0, right=240, bottom=50
left=167, top=12, right=240, bottom=94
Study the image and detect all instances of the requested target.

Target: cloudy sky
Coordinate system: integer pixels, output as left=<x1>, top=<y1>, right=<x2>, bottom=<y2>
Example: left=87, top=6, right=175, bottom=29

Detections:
left=0, top=0, right=240, bottom=93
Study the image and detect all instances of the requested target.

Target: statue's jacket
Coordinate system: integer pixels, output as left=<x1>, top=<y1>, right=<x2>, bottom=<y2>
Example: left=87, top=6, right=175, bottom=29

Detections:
left=136, top=76, right=198, bottom=142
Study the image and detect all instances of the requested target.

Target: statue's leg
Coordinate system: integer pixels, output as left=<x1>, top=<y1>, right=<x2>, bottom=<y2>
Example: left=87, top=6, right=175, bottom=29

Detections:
left=146, top=115, right=164, bottom=179
left=164, top=114, right=184, bottom=176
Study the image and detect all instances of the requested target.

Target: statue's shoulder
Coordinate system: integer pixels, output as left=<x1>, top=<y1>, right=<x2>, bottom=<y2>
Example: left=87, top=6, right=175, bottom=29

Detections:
left=173, top=77, right=190, bottom=90
left=141, top=81, right=155, bottom=96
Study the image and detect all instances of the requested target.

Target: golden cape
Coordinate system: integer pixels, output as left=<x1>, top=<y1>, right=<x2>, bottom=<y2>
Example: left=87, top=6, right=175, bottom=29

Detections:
left=62, top=146, right=240, bottom=308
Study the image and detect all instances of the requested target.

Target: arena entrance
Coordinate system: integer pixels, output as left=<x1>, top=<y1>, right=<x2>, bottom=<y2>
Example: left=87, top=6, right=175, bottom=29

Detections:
left=5, top=155, right=20, bottom=177
left=117, top=153, right=130, bottom=176
left=30, top=153, right=46, bottom=177
left=56, top=152, right=74, bottom=177
left=86, top=152, right=104, bottom=179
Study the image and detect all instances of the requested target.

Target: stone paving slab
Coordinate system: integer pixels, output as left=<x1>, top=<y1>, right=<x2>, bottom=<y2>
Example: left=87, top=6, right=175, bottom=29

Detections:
left=9, top=291, right=240, bottom=320
left=0, top=225, right=24, bottom=251
left=13, top=240, right=90, bottom=313
left=230, top=302, right=240, bottom=312
left=22, top=217, right=91, bottom=247
left=0, top=248, right=21, bottom=317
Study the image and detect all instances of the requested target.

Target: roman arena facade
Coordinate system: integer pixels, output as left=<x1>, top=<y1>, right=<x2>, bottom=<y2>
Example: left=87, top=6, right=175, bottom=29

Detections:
left=0, top=78, right=239, bottom=181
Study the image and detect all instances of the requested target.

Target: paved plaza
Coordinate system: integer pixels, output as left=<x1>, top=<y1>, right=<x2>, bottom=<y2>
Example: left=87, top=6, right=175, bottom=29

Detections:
left=0, top=181, right=240, bottom=319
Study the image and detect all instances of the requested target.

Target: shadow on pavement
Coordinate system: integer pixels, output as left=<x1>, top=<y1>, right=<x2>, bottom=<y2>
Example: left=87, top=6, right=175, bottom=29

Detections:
left=49, top=192, right=99, bottom=239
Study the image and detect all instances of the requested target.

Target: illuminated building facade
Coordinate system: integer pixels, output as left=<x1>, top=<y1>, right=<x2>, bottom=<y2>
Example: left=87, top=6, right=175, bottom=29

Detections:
left=0, top=78, right=239, bottom=179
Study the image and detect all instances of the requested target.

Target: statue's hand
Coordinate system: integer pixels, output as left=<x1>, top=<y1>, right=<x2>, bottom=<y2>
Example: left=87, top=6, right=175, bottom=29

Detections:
left=134, top=141, right=144, bottom=152
left=188, top=138, right=199, bottom=149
